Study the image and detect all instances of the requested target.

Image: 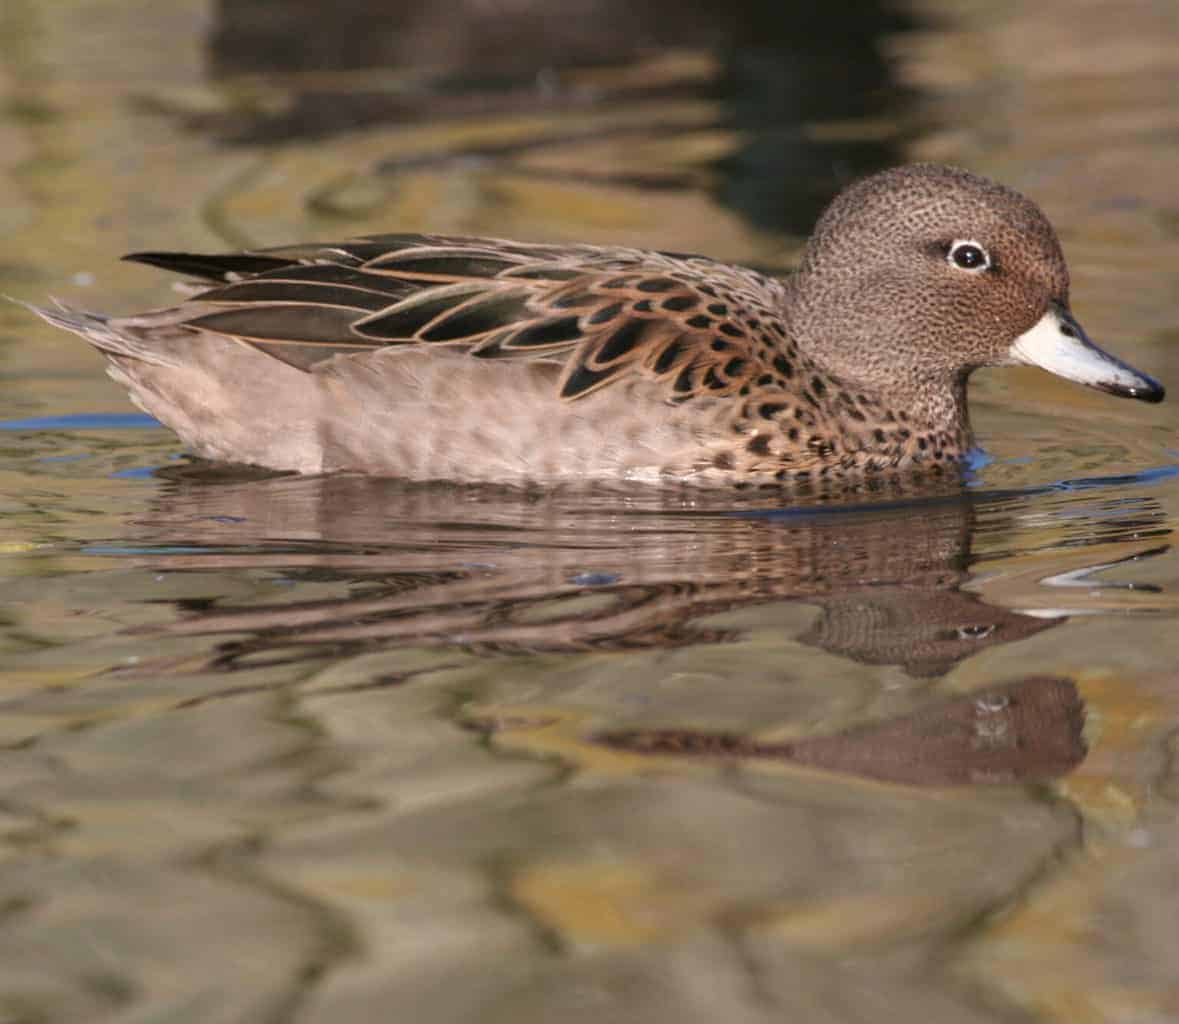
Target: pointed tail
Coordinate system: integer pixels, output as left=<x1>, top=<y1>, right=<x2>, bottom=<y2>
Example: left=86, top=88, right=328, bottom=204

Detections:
left=13, top=298, right=179, bottom=366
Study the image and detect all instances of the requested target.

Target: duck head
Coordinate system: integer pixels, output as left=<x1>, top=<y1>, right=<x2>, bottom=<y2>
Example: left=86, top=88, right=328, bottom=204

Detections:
left=789, top=163, right=1164, bottom=421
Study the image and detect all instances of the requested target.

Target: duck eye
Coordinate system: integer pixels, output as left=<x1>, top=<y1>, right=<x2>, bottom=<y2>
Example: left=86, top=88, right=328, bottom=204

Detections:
left=948, top=240, right=991, bottom=272
left=956, top=624, right=995, bottom=640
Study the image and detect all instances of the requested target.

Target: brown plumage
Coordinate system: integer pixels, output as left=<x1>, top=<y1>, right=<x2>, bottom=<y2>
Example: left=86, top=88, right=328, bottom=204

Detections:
left=29, top=163, right=1163, bottom=486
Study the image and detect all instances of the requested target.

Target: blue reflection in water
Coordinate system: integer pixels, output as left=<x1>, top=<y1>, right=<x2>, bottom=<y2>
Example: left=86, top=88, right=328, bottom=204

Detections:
left=0, top=413, right=160, bottom=430
left=110, top=466, right=161, bottom=479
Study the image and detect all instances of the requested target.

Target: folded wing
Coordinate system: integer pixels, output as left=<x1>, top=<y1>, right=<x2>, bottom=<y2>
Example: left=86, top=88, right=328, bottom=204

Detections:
left=126, top=234, right=792, bottom=402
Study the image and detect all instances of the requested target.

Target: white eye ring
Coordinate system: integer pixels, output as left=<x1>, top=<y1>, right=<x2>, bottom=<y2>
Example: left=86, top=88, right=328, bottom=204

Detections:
left=948, top=239, right=991, bottom=272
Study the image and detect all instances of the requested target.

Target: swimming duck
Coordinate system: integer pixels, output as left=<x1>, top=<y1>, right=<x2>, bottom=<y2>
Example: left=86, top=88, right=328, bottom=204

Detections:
left=31, top=163, right=1163, bottom=486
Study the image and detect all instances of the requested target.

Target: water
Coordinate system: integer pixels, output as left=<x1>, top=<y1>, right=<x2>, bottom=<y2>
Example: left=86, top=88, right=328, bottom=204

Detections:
left=1, top=1, right=1178, bottom=1021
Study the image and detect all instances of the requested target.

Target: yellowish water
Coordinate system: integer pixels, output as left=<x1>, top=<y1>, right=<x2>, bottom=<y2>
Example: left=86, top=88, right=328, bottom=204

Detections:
left=1, top=1, right=1178, bottom=1020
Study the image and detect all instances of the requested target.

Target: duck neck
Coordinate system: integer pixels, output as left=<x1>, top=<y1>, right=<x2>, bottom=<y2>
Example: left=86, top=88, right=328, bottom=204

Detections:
left=781, top=280, right=975, bottom=456
left=838, top=370, right=974, bottom=468
left=873, top=373, right=973, bottom=443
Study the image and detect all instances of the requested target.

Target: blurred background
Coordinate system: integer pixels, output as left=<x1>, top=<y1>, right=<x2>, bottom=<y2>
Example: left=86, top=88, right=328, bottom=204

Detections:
left=1, top=2, right=1179, bottom=1023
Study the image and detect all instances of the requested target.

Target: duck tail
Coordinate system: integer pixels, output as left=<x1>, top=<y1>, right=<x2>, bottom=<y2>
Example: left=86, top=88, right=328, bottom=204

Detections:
left=14, top=298, right=179, bottom=366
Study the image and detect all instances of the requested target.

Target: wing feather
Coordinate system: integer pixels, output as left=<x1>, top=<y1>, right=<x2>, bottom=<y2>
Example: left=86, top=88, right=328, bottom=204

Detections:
left=131, top=234, right=792, bottom=403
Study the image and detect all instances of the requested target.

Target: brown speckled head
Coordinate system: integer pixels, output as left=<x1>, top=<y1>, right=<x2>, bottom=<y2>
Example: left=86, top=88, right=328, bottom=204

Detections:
left=792, top=164, right=1072, bottom=412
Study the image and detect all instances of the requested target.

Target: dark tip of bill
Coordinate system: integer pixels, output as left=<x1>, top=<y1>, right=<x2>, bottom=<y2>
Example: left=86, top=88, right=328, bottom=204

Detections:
left=1104, top=376, right=1165, bottom=403
left=1136, top=380, right=1166, bottom=403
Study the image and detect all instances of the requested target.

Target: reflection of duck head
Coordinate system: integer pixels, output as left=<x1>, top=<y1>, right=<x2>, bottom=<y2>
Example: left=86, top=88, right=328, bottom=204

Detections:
left=125, top=470, right=1057, bottom=677
left=797, top=590, right=1052, bottom=678
left=591, top=675, right=1087, bottom=786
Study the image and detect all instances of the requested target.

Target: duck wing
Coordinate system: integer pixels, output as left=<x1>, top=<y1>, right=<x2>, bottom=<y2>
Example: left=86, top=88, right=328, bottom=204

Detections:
left=126, top=235, right=795, bottom=402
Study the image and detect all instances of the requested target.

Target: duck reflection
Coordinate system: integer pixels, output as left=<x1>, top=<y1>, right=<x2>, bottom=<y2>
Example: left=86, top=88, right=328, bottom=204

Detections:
left=117, top=471, right=1177, bottom=787
left=127, top=471, right=1055, bottom=675
left=590, top=676, right=1086, bottom=786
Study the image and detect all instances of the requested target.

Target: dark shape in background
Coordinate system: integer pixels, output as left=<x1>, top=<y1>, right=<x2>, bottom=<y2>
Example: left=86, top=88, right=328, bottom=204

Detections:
left=198, top=0, right=920, bottom=235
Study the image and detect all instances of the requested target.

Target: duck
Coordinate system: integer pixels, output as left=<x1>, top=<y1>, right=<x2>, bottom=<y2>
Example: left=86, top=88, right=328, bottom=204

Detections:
left=30, top=163, right=1163, bottom=487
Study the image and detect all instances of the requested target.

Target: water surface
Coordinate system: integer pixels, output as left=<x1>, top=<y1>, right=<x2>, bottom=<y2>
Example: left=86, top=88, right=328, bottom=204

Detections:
left=1, top=1, right=1178, bottom=1021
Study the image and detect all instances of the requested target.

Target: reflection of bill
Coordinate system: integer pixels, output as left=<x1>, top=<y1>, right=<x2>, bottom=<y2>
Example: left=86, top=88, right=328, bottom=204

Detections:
left=118, top=473, right=1065, bottom=677
left=593, top=676, right=1086, bottom=786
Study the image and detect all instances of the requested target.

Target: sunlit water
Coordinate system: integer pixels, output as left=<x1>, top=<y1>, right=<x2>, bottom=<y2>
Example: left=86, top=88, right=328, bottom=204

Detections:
left=1, top=1, right=1178, bottom=1021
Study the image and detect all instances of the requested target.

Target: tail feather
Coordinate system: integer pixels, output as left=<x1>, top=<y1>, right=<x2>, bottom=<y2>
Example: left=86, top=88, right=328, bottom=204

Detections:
left=122, top=250, right=295, bottom=282
left=14, top=298, right=181, bottom=366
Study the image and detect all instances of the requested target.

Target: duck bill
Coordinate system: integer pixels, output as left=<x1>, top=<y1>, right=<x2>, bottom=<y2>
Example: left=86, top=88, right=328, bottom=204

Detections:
left=1008, top=305, right=1164, bottom=402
